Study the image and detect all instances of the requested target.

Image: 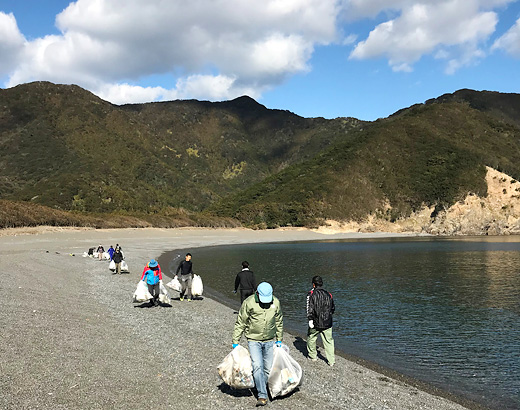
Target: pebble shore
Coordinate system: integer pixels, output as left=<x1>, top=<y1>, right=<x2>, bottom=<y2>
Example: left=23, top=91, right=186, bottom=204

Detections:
left=0, top=227, right=486, bottom=409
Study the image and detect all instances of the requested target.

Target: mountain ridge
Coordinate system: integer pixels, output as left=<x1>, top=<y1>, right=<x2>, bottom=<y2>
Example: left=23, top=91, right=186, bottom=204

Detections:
left=1, top=81, right=520, bottom=231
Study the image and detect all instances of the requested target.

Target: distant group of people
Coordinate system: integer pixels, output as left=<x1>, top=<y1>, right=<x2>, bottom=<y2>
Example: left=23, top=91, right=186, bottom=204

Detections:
left=94, top=244, right=125, bottom=274
left=232, top=260, right=335, bottom=407
left=95, top=243, right=123, bottom=260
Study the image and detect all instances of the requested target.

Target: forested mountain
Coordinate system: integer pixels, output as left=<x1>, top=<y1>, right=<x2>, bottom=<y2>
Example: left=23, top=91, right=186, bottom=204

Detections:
left=0, top=81, right=360, bottom=213
left=1, top=81, right=519, bottom=228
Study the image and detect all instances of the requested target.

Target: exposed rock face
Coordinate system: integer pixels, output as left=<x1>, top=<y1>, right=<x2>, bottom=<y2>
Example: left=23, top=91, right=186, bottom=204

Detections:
left=316, top=167, right=520, bottom=236
left=428, top=167, right=520, bottom=236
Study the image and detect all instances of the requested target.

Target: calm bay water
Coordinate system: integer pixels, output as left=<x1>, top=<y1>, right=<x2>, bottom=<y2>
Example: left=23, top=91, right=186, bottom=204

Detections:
left=163, top=236, right=520, bottom=409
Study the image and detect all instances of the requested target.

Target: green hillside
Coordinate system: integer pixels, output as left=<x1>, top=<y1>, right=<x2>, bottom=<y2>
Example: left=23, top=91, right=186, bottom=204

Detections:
left=2, top=81, right=520, bottom=229
left=0, top=81, right=361, bottom=213
left=210, top=100, right=520, bottom=227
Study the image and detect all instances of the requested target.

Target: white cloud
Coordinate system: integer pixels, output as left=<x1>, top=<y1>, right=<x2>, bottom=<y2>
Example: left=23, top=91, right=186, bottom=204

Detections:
left=340, top=0, right=409, bottom=20
left=348, top=0, right=511, bottom=72
left=95, top=75, right=261, bottom=105
left=1, top=0, right=517, bottom=103
left=492, top=18, right=520, bottom=57
left=174, top=74, right=260, bottom=100
left=342, top=34, right=358, bottom=45
left=95, top=83, right=169, bottom=105
left=443, top=47, right=486, bottom=74
left=4, top=0, right=342, bottom=104
left=0, top=12, right=26, bottom=75
left=341, top=0, right=512, bottom=20
left=248, top=34, right=313, bottom=77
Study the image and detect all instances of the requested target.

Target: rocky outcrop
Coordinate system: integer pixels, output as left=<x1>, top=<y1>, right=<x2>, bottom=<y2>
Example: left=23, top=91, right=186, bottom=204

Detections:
left=427, top=167, right=520, bottom=235
left=316, top=167, right=520, bottom=236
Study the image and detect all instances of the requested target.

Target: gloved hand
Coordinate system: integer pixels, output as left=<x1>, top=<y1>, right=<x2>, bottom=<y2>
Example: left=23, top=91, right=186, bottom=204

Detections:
left=232, top=344, right=239, bottom=349
left=174, top=275, right=178, bottom=279
left=308, top=320, right=314, bottom=329
left=159, top=279, right=163, bottom=284
left=275, top=341, right=282, bottom=348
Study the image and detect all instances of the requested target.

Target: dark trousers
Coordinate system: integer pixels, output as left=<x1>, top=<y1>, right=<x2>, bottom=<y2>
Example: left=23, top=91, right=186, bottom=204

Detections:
left=240, top=289, right=254, bottom=304
left=180, top=274, right=193, bottom=299
left=147, top=283, right=160, bottom=305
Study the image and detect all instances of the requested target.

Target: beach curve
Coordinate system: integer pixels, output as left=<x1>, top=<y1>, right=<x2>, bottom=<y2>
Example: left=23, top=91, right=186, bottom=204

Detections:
left=0, top=227, right=485, bottom=409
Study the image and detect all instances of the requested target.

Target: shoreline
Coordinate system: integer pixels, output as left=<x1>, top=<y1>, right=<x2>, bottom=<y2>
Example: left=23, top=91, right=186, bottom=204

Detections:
left=158, top=248, right=491, bottom=410
left=1, top=227, right=494, bottom=409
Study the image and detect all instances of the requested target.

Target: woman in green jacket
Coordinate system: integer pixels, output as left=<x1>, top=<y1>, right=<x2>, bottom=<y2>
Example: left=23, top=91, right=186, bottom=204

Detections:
left=232, top=282, right=283, bottom=407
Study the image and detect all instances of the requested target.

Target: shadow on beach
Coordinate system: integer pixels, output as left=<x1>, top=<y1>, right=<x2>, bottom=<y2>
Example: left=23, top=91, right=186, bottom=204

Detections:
left=217, top=383, right=254, bottom=398
left=134, top=301, right=173, bottom=308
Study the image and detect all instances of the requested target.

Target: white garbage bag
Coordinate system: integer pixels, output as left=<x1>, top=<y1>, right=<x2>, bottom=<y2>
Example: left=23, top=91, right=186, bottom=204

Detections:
left=132, top=281, right=153, bottom=303
left=158, top=282, right=171, bottom=304
left=109, top=260, right=116, bottom=271
left=166, top=276, right=182, bottom=292
left=82, top=252, right=89, bottom=258
left=121, top=260, right=129, bottom=272
left=268, top=344, right=302, bottom=398
left=217, top=346, right=254, bottom=389
left=191, top=274, right=203, bottom=296
left=102, top=252, right=111, bottom=260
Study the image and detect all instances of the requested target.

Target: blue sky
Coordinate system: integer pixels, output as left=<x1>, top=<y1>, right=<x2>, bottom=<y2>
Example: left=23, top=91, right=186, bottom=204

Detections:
left=1, top=0, right=519, bottom=120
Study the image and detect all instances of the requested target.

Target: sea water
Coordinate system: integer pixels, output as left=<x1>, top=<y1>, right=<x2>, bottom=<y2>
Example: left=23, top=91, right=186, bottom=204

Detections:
left=164, top=236, right=520, bottom=409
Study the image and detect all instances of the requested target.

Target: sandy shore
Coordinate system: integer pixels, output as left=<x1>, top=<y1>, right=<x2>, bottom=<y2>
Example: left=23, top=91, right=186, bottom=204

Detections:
left=0, top=227, right=485, bottom=409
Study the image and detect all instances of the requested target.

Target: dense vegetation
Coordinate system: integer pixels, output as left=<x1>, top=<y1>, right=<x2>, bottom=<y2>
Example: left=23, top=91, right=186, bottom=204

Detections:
left=0, top=81, right=360, bottom=214
left=1, top=82, right=520, bottom=229
left=210, top=100, right=520, bottom=227
left=0, top=199, right=240, bottom=229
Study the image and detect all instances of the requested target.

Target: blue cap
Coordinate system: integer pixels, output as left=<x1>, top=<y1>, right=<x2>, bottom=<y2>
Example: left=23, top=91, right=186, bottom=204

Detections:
left=148, top=259, right=158, bottom=268
left=257, top=282, right=273, bottom=303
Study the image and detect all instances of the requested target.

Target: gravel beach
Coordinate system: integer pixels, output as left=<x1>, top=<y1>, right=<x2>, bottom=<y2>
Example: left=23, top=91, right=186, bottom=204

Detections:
left=0, top=227, right=484, bottom=409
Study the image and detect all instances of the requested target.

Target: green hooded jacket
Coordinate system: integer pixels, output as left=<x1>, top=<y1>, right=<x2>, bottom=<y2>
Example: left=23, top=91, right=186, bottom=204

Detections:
left=232, top=293, right=283, bottom=343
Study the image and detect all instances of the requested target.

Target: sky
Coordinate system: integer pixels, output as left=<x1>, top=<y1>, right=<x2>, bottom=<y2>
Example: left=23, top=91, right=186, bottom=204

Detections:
left=1, top=0, right=520, bottom=121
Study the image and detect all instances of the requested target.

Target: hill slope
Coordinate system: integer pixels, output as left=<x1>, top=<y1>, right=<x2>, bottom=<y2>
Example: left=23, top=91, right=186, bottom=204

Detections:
left=210, top=97, right=520, bottom=227
left=0, top=81, right=361, bottom=212
left=2, top=82, right=520, bottom=230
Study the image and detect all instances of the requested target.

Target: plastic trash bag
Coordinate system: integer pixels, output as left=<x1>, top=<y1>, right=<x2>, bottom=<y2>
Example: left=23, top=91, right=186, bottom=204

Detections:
left=158, top=282, right=171, bottom=304
left=217, top=346, right=254, bottom=389
left=132, top=281, right=153, bottom=303
left=121, top=260, right=129, bottom=272
left=166, top=276, right=182, bottom=292
left=268, top=344, right=302, bottom=398
left=191, top=274, right=203, bottom=296
left=109, top=260, right=116, bottom=271
left=102, top=252, right=111, bottom=260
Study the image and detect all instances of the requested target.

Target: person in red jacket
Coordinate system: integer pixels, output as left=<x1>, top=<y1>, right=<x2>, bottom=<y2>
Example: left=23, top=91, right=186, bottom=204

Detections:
left=141, top=259, right=163, bottom=306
